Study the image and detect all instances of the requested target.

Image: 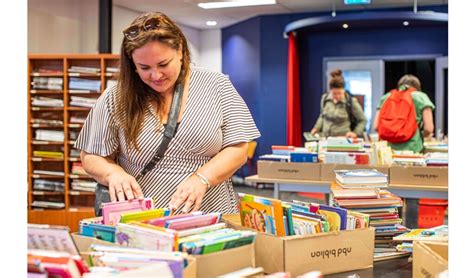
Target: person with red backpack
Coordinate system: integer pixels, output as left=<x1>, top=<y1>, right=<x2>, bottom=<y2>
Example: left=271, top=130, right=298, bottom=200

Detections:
left=374, top=74, right=434, bottom=153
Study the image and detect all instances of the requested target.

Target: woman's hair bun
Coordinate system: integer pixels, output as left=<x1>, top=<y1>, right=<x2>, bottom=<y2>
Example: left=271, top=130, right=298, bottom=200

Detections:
left=330, top=69, right=342, bottom=78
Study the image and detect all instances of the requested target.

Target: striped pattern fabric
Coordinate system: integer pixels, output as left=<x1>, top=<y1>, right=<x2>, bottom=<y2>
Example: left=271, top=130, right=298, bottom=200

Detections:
left=74, top=67, right=260, bottom=214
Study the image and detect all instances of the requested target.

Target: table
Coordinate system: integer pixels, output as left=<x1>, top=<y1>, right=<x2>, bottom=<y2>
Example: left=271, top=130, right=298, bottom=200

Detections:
left=325, top=257, right=413, bottom=278
left=244, top=175, right=448, bottom=200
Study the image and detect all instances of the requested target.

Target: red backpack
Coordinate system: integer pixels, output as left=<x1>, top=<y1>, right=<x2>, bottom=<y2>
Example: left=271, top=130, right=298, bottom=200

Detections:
left=378, top=87, right=418, bottom=143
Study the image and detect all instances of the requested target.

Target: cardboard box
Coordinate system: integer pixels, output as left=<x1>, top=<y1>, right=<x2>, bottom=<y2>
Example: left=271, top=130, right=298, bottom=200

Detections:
left=192, top=243, right=256, bottom=278
left=320, top=164, right=389, bottom=182
left=71, top=233, right=197, bottom=277
left=223, top=214, right=374, bottom=276
left=389, top=166, right=448, bottom=187
left=412, top=241, right=448, bottom=278
left=257, top=161, right=321, bottom=181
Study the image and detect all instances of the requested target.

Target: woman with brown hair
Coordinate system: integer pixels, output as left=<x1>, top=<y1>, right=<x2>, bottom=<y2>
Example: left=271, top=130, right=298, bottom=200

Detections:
left=311, top=69, right=367, bottom=138
left=74, top=12, right=260, bottom=214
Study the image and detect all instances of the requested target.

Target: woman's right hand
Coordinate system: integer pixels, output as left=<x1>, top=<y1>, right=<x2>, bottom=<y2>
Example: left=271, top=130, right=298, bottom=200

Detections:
left=106, top=171, right=144, bottom=202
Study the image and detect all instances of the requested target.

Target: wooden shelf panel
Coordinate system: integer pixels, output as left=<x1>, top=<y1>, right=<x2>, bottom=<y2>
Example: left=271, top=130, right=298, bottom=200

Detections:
left=31, top=107, right=64, bottom=111
left=69, top=191, right=94, bottom=196
left=32, top=140, right=64, bottom=145
left=30, top=90, right=64, bottom=95
left=67, top=107, right=91, bottom=111
left=67, top=73, right=100, bottom=77
left=31, top=157, right=64, bottom=162
left=30, top=174, right=65, bottom=179
left=30, top=73, right=63, bottom=77
left=32, top=191, right=64, bottom=196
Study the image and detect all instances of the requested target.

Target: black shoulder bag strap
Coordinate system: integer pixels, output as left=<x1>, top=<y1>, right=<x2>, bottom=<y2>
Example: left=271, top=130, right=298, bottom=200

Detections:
left=94, top=82, right=184, bottom=216
left=345, top=91, right=356, bottom=131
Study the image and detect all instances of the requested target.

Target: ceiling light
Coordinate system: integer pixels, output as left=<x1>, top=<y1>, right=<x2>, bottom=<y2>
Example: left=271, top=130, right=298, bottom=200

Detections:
left=342, top=24, right=349, bottom=29
left=403, top=21, right=410, bottom=26
left=206, top=21, right=217, bottom=26
left=198, top=0, right=276, bottom=9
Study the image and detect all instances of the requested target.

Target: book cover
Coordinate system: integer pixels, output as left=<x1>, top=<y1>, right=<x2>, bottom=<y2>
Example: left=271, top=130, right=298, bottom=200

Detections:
left=316, top=204, right=348, bottom=231
left=102, top=198, right=153, bottom=226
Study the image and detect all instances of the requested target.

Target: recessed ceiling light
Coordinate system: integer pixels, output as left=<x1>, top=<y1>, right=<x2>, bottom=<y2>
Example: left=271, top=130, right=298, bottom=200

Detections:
left=198, top=0, right=276, bottom=9
left=206, top=21, right=217, bottom=26
left=403, top=21, right=410, bottom=26
left=342, top=24, right=349, bottom=29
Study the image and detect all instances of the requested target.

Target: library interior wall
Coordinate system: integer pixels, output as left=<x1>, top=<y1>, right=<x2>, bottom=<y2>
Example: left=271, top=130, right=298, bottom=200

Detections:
left=28, top=1, right=222, bottom=72
left=222, top=5, right=448, bottom=162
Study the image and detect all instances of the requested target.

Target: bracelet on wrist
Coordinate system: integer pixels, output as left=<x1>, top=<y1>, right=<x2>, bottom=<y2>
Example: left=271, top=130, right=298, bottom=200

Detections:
left=195, top=172, right=211, bottom=190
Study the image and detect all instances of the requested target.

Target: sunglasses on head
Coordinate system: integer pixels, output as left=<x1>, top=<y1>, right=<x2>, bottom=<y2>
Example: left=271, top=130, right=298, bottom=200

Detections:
left=123, top=16, right=163, bottom=41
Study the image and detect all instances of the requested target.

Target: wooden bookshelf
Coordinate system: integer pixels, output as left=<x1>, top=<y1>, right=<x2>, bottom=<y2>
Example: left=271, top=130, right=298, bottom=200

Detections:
left=27, top=54, right=119, bottom=232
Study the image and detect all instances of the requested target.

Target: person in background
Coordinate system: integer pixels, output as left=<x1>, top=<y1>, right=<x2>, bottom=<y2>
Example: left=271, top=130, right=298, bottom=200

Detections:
left=74, top=11, right=260, bottom=215
left=310, top=69, right=367, bottom=139
left=374, top=74, right=434, bottom=153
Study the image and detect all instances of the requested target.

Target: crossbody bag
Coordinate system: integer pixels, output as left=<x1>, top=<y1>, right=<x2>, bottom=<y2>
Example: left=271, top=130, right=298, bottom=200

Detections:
left=94, top=83, right=184, bottom=216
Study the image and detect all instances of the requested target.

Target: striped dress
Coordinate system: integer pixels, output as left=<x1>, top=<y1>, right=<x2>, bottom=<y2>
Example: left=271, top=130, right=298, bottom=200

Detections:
left=74, top=67, right=260, bottom=214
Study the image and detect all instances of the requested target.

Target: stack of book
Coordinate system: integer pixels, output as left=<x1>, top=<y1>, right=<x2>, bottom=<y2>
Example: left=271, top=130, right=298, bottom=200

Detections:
left=68, top=66, right=100, bottom=75
left=33, top=179, right=64, bottom=192
left=70, top=115, right=87, bottom=124
left=425, top=152, right=448, bottom=167
left=68, top=77, right=101, bottom=92
left=35, top=129, right=64, bottom=142
left=31, top=77, right=63, bottom=90
left=258, top=145, right=318, bottom=163
left=31, top=96, right=64, bottom=107
left=31, top=118, right=63, bottom=127
left=33, top=150, right=64, bottom=159
left=71, top=179, right=96, bottom=192
left=238, top=193, right=369, bottom=236
left=69, top=96, right=97, bottom=108
left=391, top=152, right=426, bottom=166
left=330, top=169, right=410, bottom=261
left=323, top=137, right=370, bottom=165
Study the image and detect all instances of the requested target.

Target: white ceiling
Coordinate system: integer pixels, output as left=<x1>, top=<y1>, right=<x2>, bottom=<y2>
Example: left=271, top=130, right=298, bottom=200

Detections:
left=113, top=0, right=448, bottom=30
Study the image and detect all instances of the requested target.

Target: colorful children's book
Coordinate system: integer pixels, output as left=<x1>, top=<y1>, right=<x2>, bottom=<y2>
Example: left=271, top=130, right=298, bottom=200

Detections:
left=147, top=211, right=203, bottom=227
left=28, top=224, right=79, bottom=255
left=119, top=208, right=170, bottom=224
left=102, top=198, right=154, bottom=226
left=334, top=169, right=388, bottom=185
left=393, top=225, right=448, bottom=242
left=315, top=204, right=348, bottom=231
left=165, top=213, right=221, bottom=231
left=80, top=223, right=116, bottom=243
left=240, top=194, right=285, bottom=236
left=114, top=223, right=176, bottom=252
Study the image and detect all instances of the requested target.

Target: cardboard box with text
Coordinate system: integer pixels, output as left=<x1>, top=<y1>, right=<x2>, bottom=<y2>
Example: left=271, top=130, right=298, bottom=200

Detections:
left=223, top=214, right=374, bottom=276
left=390, top=166, right=448, bottom=187
left=413, top=241, right=448, bottom=278
left=257, top=161, right=321, bottom=181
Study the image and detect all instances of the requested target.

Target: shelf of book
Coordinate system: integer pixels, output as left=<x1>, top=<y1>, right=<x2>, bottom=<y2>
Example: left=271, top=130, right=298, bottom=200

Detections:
left=28, top=54, right=119, bottom=231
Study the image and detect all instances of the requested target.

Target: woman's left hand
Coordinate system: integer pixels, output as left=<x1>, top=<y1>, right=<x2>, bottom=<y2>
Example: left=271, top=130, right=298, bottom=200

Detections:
left=169, top=174, right=208, bottom=213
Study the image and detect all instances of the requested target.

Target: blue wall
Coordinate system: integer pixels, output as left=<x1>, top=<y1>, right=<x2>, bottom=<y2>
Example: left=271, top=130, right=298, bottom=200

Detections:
left=222, top=5, right=448, bottom=166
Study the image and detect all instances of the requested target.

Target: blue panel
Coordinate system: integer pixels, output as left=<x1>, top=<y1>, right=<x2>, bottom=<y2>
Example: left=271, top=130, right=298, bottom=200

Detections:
left=221, top=5, right=448, bottom=166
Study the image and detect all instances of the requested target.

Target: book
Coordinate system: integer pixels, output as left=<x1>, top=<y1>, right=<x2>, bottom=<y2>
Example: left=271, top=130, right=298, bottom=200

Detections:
left=165, top=213, right=221, bottom=231
left=115, top=223, right=177, bottom=252
left=101, top=198, right=154, bottom=226
left=80, top=223, right=116, bottom=243
left=119, top=208, right=170, bottom=224
left=147, top=211, right=204, bottom=227
left=240, top=194, right=286, bottom=236
left=331, top=183, right=380, bottom=199
left=334, top=169, right=388, bottom=185
left=392, top=225, right=448, bottom=242
left=316, top=204, right=348, bottom=231
left=373, top=251, right=411, bottom=262
left=28, top=224, right=79, bottom=255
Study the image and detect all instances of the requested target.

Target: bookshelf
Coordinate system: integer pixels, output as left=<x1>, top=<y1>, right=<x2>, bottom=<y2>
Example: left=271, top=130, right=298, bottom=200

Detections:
left=27, top=54, right=119, bottom=232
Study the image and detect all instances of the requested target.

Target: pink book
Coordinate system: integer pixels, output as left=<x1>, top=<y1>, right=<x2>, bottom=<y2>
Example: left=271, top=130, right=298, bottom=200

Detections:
left=165, top=213, right=221, bottom=231
left=102, top=198, right=153, bottom=226
left=147, top=211, right=203, bottom=227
